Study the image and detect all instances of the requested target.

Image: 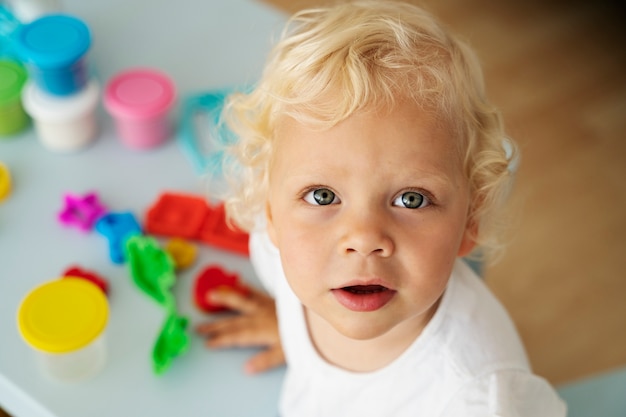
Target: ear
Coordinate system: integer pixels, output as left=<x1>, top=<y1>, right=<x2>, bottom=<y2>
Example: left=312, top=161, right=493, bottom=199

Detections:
left=457, top=220, right=477, bottom=257
left=265, top=200, right=278, bottom=247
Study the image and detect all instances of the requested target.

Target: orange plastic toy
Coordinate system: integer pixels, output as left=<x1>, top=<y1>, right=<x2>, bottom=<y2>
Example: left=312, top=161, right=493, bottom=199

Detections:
left=165, top=238, right=197, bottom=270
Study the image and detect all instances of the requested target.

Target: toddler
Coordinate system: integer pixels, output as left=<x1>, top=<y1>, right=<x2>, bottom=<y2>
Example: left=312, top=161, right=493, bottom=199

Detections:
left=197, top=1, right=566, bottom=415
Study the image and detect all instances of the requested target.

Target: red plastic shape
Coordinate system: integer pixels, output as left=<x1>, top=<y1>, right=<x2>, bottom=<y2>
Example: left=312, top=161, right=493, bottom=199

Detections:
left=62, top=265, right=109, bottom=295
left=198, top=204, right=249, bottom=256
left=145, top=192, right=209, bottom=239
left=193, top=265, right=250, bottom=313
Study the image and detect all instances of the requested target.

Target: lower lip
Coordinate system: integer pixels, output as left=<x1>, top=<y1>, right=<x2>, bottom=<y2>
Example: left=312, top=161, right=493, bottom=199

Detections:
left=331, top=288, right=396, bottom=312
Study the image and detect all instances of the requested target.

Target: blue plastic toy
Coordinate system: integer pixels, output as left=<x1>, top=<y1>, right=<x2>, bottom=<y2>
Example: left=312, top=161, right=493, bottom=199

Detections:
left=95, top=211, right=142, bottom=264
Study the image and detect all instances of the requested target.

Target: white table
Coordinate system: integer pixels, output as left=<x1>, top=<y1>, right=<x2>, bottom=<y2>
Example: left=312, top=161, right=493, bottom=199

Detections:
left=0, top=1, right=286, bottom=415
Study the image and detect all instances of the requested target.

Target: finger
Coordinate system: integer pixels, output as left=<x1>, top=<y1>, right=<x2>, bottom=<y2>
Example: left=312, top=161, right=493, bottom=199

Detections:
left=203, top=319, right=278, bottom=348
left=244, top=345, right=286, bottom=374
left=195, top=318, right=239, bottom=335
left=208, top=289, right=260, bottom=314
left=195, top=313, right=262, bottom=338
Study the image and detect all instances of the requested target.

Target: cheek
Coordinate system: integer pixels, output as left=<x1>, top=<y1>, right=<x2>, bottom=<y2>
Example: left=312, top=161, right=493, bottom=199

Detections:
left=279, top=248, right=318, bottom=306
left=275, top=228, right=330, bottom=296
left=278, top=233, right=319, bottom=276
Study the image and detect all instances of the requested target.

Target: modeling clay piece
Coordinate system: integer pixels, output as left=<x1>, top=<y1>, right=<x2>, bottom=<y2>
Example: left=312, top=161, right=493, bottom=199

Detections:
left=0, top=162, right=11, bottom=202
left=145, top=192, right=209, bottom=239
left=62, top=265, right=109, bottom=295
left=165, top=238, right=197, bottom=270
left=95, top=211, right=141, bottom=264
left=199, top=203, right=249, bottom=256
left=193, top=265, right=250, bottom=313
left=58, top=191, right=107, bottom=232
left=125, top=235, right=176, bottom=309
left=152, top=313, right=190, bottom=375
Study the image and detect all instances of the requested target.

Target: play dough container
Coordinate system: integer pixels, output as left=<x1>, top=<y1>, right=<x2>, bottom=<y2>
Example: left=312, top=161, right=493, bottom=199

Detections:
left=17, top=278, right=109, bottom=382
left=0, top=60, right=29, bottom=137
left=22, top=79, right=100, bottom=152
left=104, top=68, right=176, bottom=150
left=13, top=14, right=91, bottom=96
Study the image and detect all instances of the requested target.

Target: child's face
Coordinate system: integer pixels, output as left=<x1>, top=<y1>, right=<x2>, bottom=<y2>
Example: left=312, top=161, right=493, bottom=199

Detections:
left=265, top=102, right=475, bottom=341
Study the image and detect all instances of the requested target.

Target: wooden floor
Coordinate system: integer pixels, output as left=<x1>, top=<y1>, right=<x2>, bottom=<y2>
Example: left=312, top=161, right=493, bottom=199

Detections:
left=267, top=0, right=626, bottom=385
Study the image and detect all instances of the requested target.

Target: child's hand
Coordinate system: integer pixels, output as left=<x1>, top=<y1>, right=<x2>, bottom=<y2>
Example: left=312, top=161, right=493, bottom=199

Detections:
left=195, top=287, right=285, bottom=374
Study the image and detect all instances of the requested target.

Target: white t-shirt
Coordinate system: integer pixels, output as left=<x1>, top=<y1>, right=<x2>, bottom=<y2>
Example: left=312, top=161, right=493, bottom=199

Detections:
left=250, top=231, right=567, bottom=417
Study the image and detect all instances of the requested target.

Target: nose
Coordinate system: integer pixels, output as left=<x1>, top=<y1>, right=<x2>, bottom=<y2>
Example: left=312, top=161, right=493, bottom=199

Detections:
left=338, top=208, right=394, bottom=258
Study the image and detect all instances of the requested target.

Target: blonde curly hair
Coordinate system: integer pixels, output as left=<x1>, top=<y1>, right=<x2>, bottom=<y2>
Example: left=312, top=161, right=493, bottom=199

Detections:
left=222, top=0, right=517, bottom=259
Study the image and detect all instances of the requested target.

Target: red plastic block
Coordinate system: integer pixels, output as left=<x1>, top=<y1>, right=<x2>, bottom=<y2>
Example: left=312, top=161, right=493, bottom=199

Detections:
left=62, top=265, right=109, bottom=295
left=193, top=265, right=250, bottom=313
left=145, top=192, right=209, bottom=239
left=198, top=204, right=249, bottom=256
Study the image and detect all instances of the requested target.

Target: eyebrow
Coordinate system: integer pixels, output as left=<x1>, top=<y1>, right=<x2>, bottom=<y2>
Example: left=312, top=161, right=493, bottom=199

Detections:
left=281, top=165, right=461, bottom=192
left=402, top=167, right=462, bottom=188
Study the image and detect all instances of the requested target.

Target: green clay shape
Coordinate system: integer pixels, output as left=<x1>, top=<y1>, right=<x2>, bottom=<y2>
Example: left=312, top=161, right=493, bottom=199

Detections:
left=125, top=235, right=176, bottom=310
left=152, top=313, right=190, bottom=375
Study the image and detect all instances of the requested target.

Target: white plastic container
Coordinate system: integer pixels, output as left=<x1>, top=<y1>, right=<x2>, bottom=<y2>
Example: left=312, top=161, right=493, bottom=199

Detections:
left=22, top=79, right=100, bottom=152
left=17, top=278, right=109, bottom=382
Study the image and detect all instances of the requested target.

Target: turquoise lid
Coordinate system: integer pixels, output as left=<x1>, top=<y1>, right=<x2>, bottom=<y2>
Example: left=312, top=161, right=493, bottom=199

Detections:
left=13, top=14, right=91, bottom=69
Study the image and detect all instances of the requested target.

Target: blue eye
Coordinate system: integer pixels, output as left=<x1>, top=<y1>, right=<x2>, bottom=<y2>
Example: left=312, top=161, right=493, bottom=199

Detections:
left=304, top=188, right=339, bottom=205
left=393, top=191, right=428, bottom=209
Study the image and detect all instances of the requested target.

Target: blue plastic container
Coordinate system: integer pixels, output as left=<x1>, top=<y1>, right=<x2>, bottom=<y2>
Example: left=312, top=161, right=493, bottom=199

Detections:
left=13, top=14, right=91, bottom=96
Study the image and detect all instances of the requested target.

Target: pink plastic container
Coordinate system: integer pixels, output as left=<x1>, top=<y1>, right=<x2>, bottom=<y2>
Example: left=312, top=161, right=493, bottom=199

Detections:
left=103, top=68, right=176, bottom=150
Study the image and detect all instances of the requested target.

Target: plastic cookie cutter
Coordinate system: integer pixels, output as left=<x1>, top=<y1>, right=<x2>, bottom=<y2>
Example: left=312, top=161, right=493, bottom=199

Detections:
left=125, top=235, right=190, bottom=374
left=164, top=238, right=197, bottom=270
left=0, top=162, right=11, bottom=203
left=95, top=211, right=141, bottom=264
left=125, top=235, right=176, bottom=309
left=178, top=87, right=243, bottom=175
left=58, top=191, right=107, bottom=232
left=62, top=265, right=109, bottom=295
left=152, top=312, right=190, bottom=375
left=145, top=192, right=209, bottom=239
left=193, top=265, right=250, bottom=313
left=0, top=5, right=22, bottom=60
left=198, top=203, right=249, bottom=256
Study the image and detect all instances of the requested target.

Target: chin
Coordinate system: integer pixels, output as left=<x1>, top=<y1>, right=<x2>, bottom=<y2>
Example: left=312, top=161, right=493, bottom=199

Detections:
left=331, top=315, right=398, bottom=341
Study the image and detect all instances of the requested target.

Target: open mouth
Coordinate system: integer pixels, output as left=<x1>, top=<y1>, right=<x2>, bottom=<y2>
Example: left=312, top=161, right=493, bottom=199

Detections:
left=333, top=285, right=396, bottom=312
left=341, top=285, right=389, bottom=294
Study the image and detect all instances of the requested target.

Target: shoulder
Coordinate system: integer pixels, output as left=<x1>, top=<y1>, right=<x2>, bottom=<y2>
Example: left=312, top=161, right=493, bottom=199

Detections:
left=430, top=261, right=566, bottom=416
left=434, top=260, right=530, bottom=377
left=424, top=261, right=528, bottom=394
left=441, top=369, right=567, bottom=416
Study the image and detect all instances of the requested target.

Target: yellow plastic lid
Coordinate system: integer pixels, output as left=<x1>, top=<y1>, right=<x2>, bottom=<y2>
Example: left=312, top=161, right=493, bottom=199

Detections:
left=17, top=278, right=109, bottom=353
